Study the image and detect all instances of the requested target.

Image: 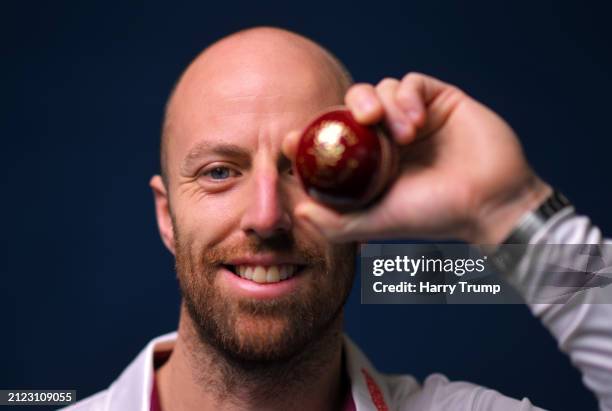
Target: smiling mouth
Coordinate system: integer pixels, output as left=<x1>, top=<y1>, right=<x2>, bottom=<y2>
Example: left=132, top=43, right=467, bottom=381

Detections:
left=223, top=264, right=306, bottom=284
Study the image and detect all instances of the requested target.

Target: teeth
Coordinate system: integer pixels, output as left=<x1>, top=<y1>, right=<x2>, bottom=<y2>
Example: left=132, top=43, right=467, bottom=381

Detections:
left=279, top=266, right=288, bottom=280
left=266, top=266, right=280, bottom=283
left=235, top=264, right=299, bottom=283
left=252, top=266, right=266, bottom=283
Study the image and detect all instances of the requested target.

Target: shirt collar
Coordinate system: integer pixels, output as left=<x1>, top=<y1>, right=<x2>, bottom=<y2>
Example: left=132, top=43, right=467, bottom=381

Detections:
left=104, top=332, right=391, bottom=411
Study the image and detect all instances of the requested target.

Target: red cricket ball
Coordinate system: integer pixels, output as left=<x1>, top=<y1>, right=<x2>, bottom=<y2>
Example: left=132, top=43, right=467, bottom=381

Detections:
left=295, top=107, right=398, bottom=211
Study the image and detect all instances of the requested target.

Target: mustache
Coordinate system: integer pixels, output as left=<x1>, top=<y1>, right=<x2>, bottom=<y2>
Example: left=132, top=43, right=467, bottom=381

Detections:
left=199, top=233, right=327, bottom=267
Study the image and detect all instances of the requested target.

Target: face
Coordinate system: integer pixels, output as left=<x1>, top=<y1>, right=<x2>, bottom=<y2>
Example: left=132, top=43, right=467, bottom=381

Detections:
left=152, top=40, right=356, bottom=363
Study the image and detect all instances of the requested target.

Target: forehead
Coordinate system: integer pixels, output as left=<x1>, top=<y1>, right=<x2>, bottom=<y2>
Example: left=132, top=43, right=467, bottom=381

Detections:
left=164, top=43, right=345, bottom=173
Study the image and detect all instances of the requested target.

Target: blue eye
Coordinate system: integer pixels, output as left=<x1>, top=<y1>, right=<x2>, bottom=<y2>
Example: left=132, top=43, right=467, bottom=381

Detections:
left=208, top=167, right=231, bottom=180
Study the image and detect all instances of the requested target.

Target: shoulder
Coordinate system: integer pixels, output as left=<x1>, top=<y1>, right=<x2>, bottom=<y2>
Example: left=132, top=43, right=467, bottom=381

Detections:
left=58, top=332, right=178, bottom=411
left=395, top=373, right=546, bottom=411
left=59, top=389, right=109, bottom=411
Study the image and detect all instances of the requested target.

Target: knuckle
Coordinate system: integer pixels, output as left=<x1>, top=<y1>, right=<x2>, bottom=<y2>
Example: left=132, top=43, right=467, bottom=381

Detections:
left=377, top=77, right=399, bottom=90
left=348, top=82, right=373, bottom=94
left=401, top=72, right=424, bottom=84
left=345, top=83, right=372, bottom=101
left=449, top=84, right=466, bottom=96
left=445, top=85, right=467, bottom=101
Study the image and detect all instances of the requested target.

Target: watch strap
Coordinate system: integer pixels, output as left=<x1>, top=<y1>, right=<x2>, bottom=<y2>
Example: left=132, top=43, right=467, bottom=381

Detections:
left=491, top=190, right=572, bottom=273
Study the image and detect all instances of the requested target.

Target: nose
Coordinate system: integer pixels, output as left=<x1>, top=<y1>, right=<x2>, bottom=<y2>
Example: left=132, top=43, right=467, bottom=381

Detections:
left=240, top=167, right=292, bottom=239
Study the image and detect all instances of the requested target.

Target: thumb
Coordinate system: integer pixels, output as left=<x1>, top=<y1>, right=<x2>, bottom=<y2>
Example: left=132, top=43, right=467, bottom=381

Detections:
left=295, top=201, right=384, bottom=242
left=282, top=130, right=301, bottom=161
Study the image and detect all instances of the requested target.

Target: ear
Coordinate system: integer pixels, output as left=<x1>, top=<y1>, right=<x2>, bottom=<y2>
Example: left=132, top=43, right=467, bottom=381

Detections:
left=150, top=175, right=176, bottom=255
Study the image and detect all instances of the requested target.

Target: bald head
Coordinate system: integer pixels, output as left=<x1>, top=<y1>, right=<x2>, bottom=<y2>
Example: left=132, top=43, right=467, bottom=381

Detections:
left=159, top=27, right=353, bottom=185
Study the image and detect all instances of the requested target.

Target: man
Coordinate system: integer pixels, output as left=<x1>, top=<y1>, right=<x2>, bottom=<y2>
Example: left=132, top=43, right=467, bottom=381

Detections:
left=65, top=27, right=612, bottom=410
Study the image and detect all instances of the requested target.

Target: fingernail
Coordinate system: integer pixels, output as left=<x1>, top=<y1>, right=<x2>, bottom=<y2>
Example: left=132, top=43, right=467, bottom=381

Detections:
left=296, top=203, right=319, bottom=221
left=357, top=95, right=376, bottom=115
left=297, top=205, right=326, bottom=234
left=392, top=121, right=409, bottom=138
left=408, top=108, right=421, bottom=122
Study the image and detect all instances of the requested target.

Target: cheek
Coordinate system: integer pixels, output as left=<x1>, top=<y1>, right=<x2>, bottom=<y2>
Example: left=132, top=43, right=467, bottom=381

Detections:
left=172, top=188, right=244, bottom=246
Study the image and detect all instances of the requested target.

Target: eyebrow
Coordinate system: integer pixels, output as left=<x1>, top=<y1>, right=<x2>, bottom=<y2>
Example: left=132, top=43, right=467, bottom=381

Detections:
left=180, top=141, right=252, bottom=175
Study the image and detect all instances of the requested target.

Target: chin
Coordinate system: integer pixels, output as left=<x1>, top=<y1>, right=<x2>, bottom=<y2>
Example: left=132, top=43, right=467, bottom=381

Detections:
left=235, top=316, right=294, bottom=348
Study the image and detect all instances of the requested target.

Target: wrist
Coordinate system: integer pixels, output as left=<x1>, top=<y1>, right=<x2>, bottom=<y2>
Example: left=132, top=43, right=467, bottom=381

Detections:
left=466, top=175, right=553, bottom=248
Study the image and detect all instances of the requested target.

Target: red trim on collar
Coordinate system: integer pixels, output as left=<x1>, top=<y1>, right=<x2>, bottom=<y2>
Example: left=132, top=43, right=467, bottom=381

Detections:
left=150, top=350, right=171, bottom=411
left=361, top=368, right=388, bottom=411
left=150, top=374, right=162, bottom=411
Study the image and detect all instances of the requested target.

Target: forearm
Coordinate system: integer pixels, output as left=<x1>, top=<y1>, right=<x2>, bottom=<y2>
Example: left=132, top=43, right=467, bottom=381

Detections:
left=506, top=209, right=612, bottom=410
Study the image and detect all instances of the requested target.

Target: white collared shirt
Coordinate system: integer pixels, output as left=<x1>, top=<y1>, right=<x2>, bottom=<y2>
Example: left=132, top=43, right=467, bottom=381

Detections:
left=63, top=210, right=612, bottom=410
left=62, top=332, right=544, bottom=411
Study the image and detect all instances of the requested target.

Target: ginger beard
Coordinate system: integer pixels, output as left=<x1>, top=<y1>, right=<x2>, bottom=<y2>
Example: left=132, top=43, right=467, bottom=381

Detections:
left=174, top=226, right=356, bottom=365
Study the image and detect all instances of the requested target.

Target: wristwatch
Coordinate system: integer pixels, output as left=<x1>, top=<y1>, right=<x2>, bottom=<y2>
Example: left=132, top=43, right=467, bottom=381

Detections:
left=491, top=190, right=572, bottom=273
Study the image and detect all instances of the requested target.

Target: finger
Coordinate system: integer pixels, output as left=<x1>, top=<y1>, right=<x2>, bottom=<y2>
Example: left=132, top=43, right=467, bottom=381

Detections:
left=397, top=72, right=450, bottom=105
left=396, top=73, right=459, bottom=136
left=375, top=78, right=417, bottom=144
left=345, top=83, right=384, bottom=125
left=281, top=130, right=301, bottom=161
left=395, top=73, right=427, bottom=128
left=295, top=200, right=384, bottom=243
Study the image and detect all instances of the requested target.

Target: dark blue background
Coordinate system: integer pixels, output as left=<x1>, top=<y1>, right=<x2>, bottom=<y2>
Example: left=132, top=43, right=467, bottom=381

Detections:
left=3, top=1, right=611, bottom=409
